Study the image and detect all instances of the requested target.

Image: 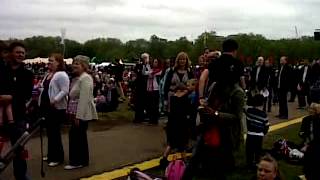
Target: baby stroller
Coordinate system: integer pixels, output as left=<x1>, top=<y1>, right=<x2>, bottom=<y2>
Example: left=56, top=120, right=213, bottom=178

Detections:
left=128, top=168, right=165, bottom=180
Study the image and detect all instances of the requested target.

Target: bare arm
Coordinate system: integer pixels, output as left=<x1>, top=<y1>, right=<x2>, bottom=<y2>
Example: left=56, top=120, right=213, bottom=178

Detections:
left=0, top=95, right=12, bottom=103
left=198, top=69, right=209, bottom=98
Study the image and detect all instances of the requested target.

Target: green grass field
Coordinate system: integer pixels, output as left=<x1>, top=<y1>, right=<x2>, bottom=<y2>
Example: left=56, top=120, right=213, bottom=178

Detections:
left=84, top=101, right=305, bottom=179
left=89, top=102, right=134, bottom=132
left=145, top=123, right=304, bottom=180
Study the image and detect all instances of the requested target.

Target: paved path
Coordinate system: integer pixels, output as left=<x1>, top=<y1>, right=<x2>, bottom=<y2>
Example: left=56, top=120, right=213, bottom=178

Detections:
left=0, top=101, right=308, bottom=180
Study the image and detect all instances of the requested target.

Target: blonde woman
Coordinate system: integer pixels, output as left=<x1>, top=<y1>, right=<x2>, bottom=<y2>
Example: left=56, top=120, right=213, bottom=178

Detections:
left=161, top=52, right=194, bottom=166
left=256, top=154, right=282, bottom=180
left=65, top=55, right=98, bottom=170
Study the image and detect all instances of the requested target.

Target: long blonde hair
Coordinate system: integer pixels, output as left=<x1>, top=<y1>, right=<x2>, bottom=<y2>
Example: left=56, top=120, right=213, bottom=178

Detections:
left=174, top=52, right=191, bottom=70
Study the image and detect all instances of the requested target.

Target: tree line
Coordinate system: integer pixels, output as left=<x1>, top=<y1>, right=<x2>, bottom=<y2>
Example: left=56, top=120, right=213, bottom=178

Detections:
left=3, top=31, right=320, bottom=65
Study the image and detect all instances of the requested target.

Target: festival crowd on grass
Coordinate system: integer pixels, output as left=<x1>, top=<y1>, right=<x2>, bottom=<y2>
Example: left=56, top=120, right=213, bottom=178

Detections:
left=0, top=39, right=320, bottom=180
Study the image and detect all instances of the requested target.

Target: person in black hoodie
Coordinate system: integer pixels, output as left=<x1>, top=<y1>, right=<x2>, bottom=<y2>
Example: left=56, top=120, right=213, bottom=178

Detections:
left=3, top=42, right=33, bottom=180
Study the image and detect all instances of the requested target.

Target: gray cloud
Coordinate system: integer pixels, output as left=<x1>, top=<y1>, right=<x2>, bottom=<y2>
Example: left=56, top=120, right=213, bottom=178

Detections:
left=0, top=0, right=319, bottom=42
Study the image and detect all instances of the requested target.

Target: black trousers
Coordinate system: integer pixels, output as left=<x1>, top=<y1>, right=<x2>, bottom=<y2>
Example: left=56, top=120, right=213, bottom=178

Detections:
left=183, top=136, right=233, bottom=180
left=46, top=108, right=65, bottom=163
left=289, top=88, right=297, bottom=102
left=68, top=120, right=89, bottom=166
left=145, top=91, right=159, bottom=124
left=246, top=134, right=263, bottom=166
left=134, top=90, right=146, bottom=122
left=297, top=86, right=311, bottom=108
left=278, top=89, right=288, bottom=117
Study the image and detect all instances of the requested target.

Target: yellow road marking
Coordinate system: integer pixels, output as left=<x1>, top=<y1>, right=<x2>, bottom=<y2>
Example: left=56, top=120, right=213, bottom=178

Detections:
left=269, top=117, right=303, bottom=132
left=81, top=116, right=304, bottom=180
left=81, top=153, right=191, bottom=180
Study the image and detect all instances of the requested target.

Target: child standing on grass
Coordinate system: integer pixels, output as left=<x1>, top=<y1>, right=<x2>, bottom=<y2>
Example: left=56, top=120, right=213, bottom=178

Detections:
left=245, top=94, right=270, bottom=169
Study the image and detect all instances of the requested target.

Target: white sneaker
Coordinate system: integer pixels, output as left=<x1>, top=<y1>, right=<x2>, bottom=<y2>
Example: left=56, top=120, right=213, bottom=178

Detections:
left=64, top=165, right=83, bottom=170
left=48, top=162, right=60, bottom=167
left=42, top=157, right=48, bottom=161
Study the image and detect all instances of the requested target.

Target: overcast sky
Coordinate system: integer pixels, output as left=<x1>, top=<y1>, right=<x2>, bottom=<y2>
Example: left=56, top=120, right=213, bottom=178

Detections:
left=0, top=0, right=319, bottom=43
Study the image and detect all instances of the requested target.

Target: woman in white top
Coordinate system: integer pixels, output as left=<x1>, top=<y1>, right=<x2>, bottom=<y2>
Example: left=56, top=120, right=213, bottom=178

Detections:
left=39, top=53, right=69, bottom=167
left=64, top=55, right=97, bottom=170
left=145, top=58, right=162, bottom=124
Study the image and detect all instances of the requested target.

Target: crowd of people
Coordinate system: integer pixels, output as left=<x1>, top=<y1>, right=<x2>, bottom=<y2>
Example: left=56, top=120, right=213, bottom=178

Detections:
left=129, top=39, right=320, bottom=180
left=1, top=38, right=320, bottom=180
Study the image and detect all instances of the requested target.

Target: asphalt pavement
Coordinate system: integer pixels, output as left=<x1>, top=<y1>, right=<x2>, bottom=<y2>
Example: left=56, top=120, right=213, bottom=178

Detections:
left=0, top=101, right=308, bottom=180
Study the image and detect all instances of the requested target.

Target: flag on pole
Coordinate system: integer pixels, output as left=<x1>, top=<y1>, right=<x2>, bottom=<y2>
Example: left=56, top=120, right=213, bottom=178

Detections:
left=60, top=28, right=66, bottom=45
left=203, top=31, right=208, bottom=47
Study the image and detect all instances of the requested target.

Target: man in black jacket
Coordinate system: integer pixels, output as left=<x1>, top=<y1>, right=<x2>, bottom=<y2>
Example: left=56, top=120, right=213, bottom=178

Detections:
left=250, top=56, right=268, bottom=92
left=297, top=60, right=312, bottom=109
left=249, top=56, right=268, bottom=109
left=289, top=64, right=300, bottom=102
left=207, top=39, right=244, bottom=99
left=184, top=39, right=245, bottom=180
left=277, top=56, right=291, bottom=119
left=263, top=59, right=276, bottom=112
left=3, top=42, right=33, bottom=180
left=133, top=53, right=149, bottom=123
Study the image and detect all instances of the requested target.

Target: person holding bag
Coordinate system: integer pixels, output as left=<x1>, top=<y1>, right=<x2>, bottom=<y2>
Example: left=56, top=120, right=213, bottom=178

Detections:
left=65, top=55, right=98, bottom=170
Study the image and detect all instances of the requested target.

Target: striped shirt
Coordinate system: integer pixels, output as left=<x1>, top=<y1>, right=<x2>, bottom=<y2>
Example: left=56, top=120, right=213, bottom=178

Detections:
left=245, top=106, right=269, bottom=136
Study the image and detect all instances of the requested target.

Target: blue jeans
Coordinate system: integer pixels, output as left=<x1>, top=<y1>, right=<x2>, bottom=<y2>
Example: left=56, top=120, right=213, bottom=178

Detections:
left=8, top=121, right=30, bottom=180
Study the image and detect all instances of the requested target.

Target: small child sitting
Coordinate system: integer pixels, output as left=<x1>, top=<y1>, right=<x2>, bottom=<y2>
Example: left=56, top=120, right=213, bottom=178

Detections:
left=95, top=90, right=106, bottom=105
left=245, top=94, right=270, bottom=169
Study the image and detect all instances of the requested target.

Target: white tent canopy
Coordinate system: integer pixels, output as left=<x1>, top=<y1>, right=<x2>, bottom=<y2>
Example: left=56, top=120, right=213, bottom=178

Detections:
left=24, top=57, right=73, bottom=64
